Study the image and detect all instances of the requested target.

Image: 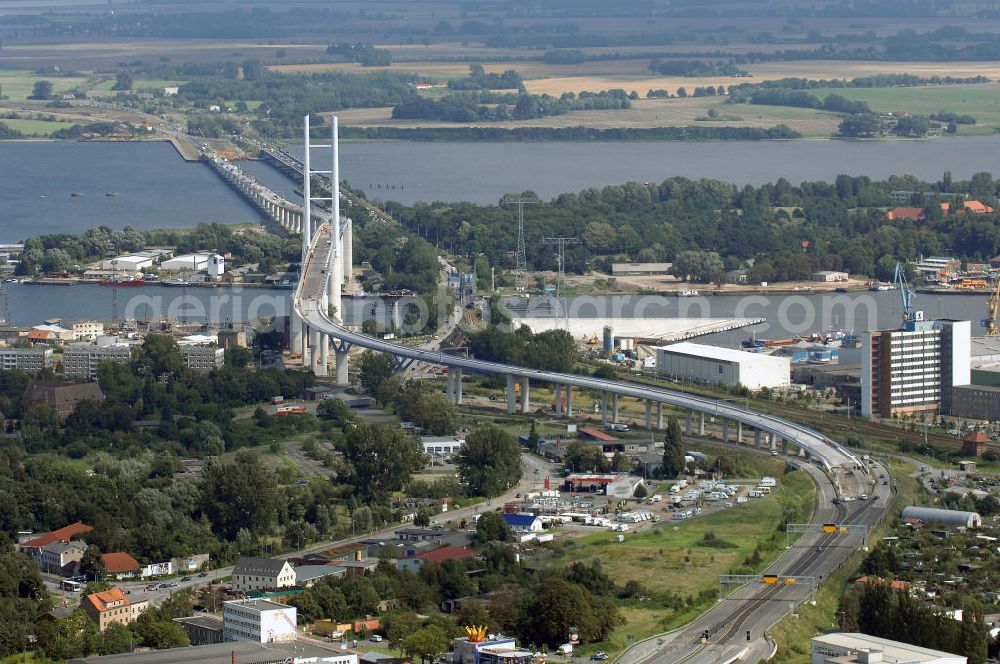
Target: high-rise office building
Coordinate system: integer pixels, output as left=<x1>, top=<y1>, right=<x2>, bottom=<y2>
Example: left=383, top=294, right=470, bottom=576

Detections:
left=861, top=317, right=969, bottom=418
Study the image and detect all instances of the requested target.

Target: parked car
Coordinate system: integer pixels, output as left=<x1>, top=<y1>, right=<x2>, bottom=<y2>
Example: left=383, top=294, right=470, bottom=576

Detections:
left=370, top=635, right=383, bottom=642
left=591, top=653, right=608, bottom=661
left=181, top=576, right=191, bottom=582
left=198, top=572, right=209, bottom=578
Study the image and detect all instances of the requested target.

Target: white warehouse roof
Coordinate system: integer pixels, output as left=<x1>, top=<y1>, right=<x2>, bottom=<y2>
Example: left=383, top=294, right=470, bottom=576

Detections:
left=812, top=632, right=966, bottom=664
left=654, top=341, right=779, bottom=364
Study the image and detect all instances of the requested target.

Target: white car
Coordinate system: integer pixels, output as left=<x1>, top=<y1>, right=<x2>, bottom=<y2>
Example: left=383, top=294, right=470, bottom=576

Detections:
left=370, top=635, right=383, bottom=642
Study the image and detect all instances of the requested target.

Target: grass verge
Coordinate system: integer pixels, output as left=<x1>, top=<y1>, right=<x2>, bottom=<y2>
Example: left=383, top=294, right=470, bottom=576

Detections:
left=764, top=460, right=918, bottom=662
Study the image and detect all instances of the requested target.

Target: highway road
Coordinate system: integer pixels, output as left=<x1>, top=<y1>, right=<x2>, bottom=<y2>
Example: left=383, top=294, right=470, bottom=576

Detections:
left=617, top=457, right=890, bottom=664
left=297, top=220, right=864, bottom=479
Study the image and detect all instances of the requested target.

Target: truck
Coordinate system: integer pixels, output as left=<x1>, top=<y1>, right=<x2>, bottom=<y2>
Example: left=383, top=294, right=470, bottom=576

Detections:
left=271, top=396, right=285, bottom=405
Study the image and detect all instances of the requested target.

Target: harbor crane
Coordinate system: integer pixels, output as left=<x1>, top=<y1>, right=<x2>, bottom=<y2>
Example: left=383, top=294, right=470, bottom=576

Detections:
left=893, top=261, right=918, bottom=323
left=985, top=278, right=1000, bottom=336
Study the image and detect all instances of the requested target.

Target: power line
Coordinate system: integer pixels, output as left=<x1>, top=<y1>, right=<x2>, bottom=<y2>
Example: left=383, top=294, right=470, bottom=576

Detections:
left=502, top=195, right=539, bottom=291
left=542, top=236, right=581, bottom=329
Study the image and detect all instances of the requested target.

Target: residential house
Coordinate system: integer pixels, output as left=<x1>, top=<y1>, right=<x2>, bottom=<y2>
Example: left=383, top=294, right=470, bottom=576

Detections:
left=231, top=557, right=296, bottom=593
left=83, top=587, right=148, bottom=632
left=22, top=381, right=105, bottom=418
left=886, top=207, right=926, bottom=222
left=941, top=200, right=994, bottom=215
left=38, top=541, right=87, bottom=575
left=501, top=514, right=543, bottom=534
left=397, top=546, right=478, bottom=573
left=101, top=552, right=140, bottom=580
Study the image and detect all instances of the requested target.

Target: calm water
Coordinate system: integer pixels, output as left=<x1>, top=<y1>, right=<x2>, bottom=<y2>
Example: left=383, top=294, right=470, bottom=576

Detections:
left=1, top=283, right=397, bottom=328
left=293, top=135, right=1000, bottom=205
left=508, top=291, right=988, bottom=343
left=0, top=141, right=261, bottom=243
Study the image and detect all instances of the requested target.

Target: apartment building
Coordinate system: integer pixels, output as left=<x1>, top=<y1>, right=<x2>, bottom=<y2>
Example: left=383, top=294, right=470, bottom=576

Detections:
left=63, top=341, right=133, bottom=380
left=231, top=557, right=296, bottom=593
left=0, top=347, right=52, bottom=373
left=861, top=318, right=970, bottom=418
left=179, top=344, right=225, bottom=372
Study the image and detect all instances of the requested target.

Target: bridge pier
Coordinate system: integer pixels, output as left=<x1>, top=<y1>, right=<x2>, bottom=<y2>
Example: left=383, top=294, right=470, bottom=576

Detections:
left=685, top=410, right=692, bottom=436
left=506, top=375, right=517, bottom=415
left=554, top=385, right=563, bottom=417
left=601, top=391, right=608, bottom=426
left=454, top=368, right=462, bottom=405
left=343, top=217, right=353, bottom=284
left=737, top=421, right=743, bottom=444
left=722, top=419, right=729, bottom=442
left=656, top=402, right=663, bottom=430
left=645, top=400, right=652, bottom=429
left=316, top=333, right=329, bottom=377
left=699, top=412, right=706, bottom=436
left=310, top=329, right=323, bottom=374
left=520, top=378, right=530, bottom=414
left=754, top=429, right=762, bottom=449
left=334, top=347, right=349, bottom=386
left=781, top=438, right=789, bottom=455
left=290, top=311, right=303, bottom=361
left=566, top=385, right=573, bottom=416
left=612, top=393, right=619, bottom=423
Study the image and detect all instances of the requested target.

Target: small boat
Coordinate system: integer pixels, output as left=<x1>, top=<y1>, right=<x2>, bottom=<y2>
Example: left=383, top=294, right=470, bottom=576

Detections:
left=677, top=289, right=700, bottom=297
left=105, top=192, right=119, bottom=197
left=70, top=192, right=83, bottom=197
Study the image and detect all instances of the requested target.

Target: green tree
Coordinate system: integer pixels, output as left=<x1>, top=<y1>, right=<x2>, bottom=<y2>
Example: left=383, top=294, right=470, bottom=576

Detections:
left=662, top=416, right=686, bottom=478
left=633, top=482, right=648, bottom=499
left=474, top=511, right=510, bottom=544
left=456, top=424, right=521, bottom=498
left=395, top=381, right=456, bottom=435
left=359, top=350, right=397, bottom=402
left=112, top=72, right=133, bottom=91
left=564, top=440, right=607, bottom=473
left=134, top=334, right=184, bottom=378
left=79, top=545, right=106, bottom=582
left=30, top=80, right=53, bottom=100
left=403, top=625, right=449, bottom=664
left=383, top=610, right=420, bottom=654
left=97, top=622, right=133, bottom=655
left=344, top=422, right=425, bottom=503
left=200, top=451, right=280, bottom=538
left=474, top=254, right=491, bottom=292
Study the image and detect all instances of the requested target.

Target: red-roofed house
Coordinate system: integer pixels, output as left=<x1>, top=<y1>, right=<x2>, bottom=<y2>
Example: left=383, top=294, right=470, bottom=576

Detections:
left=83, top=587, right=148, bottom=631
left=397, top=546, right=479, bottom=573
left=854, top=575, right=912, bottom=592
left=941, top=200, right=995, bottom=215
left=886, top=207, right=926, bottom=221
left=101, top=552, right=141, bottom=579
left=19, top=522, right=93, bottom=556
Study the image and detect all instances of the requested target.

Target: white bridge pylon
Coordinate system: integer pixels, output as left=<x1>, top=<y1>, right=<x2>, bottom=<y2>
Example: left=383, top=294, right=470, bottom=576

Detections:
left=290, top=114, right=352, bottom=381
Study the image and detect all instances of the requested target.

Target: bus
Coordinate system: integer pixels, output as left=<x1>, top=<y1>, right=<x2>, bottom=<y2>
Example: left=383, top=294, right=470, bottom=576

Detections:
left=60, top=579, right=84, bottom=592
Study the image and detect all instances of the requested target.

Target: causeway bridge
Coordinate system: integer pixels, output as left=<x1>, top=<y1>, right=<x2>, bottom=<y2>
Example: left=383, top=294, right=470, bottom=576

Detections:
left=289, top=114, right=865, bottom=484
